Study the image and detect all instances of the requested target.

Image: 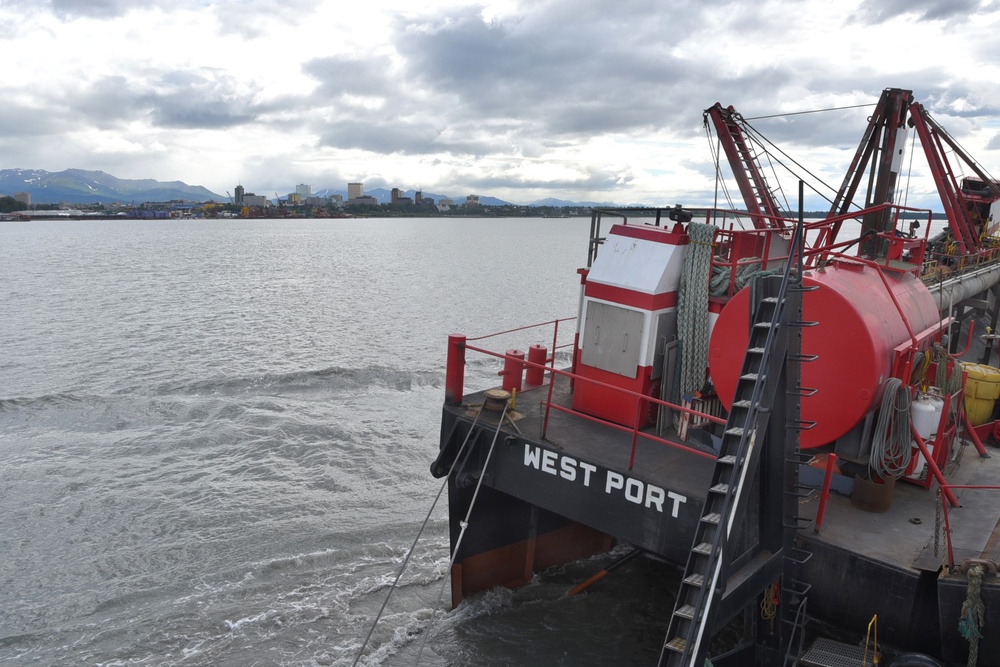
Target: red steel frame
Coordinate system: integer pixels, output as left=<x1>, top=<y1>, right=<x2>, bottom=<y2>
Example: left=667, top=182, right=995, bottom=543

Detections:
left=705, top=103, right=787, bottom=230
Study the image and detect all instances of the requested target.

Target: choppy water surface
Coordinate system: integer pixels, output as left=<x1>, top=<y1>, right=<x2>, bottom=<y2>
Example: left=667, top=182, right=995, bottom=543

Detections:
left=1, top=217, right=677, bottom=666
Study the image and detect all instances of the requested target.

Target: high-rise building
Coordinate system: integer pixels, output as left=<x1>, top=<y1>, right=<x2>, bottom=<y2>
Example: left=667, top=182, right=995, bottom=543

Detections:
left=234, top=185, right=245, bottom=206
left=348, top=182, right=364, bottom=200
left=390, top=188, right=412, bottom=205
left=296, top=184, right=312, bottom=198
left=13, top=192, right=30, bottom=206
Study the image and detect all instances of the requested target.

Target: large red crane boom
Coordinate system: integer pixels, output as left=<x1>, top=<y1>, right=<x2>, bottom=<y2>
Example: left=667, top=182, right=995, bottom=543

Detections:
left=814, top=87, right=913, bottom=255
left=908, top=102, right=1000, bottom=255
left=704, top=103, right=787, bottom=229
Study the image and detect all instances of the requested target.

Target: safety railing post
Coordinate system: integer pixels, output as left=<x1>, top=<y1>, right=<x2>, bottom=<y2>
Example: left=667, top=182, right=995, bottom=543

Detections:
left=445, top=334, right=466, bottom=406
left=814, top=453, right=838, bottom=534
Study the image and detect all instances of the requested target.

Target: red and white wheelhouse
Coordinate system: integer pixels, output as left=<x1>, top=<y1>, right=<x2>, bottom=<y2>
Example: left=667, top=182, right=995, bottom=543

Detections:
left=572, top=223, right=688, bottom=428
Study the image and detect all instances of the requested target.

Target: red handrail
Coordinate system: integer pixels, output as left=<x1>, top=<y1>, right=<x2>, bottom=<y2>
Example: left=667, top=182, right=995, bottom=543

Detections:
left=450, top=319, right=726, bottom=475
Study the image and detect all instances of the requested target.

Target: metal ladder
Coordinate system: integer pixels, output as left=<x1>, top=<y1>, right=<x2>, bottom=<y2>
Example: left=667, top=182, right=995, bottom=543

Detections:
left=659, top=286, right=789, bottom=666
left=660, top=213, right=817, bottom=667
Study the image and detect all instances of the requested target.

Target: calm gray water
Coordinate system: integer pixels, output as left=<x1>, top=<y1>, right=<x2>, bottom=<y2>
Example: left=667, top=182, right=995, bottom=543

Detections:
left=0, top=217, right=676, bottom=666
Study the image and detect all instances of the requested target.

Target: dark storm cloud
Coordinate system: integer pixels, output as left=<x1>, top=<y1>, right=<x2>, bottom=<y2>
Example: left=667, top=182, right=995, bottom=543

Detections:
left=854, top=0, right=984, bottom=24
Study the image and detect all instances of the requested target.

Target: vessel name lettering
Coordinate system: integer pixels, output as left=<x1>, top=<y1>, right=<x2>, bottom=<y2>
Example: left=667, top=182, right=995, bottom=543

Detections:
left=523, top=444, right=686, bottom=516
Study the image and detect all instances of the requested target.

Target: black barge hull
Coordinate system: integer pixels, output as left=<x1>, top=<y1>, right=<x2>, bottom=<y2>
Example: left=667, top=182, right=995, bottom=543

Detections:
left=433, top=375, right=1000, bottom=665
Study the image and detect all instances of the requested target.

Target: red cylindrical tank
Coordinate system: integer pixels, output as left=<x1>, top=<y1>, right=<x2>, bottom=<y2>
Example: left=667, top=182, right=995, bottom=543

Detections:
left=708, top=260, right=942, bottom=448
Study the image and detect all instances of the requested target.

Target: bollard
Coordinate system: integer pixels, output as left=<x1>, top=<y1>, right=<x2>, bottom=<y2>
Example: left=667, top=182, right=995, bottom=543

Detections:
left=501, top=349, right=525, bottom=393
left=526, top=344, right=547, bottom=386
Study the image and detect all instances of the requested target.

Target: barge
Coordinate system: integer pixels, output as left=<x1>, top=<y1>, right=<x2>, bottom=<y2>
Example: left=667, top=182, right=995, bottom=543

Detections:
left=431, top=88, right=1000, bottom=666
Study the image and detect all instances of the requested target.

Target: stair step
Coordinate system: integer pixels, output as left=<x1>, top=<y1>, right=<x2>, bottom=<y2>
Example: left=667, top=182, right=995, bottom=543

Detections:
left=753, top=321, right=773, bottom=329
left=747, top=347, right=765, bottom=354
left=725, top=426, right=746, bottom=436
left=693, top=541, right=715, bottom=555
left=675, top=604, right=696, bottom=619
left=718, top=454, right=737, bottom=464
left=785, top=548, right=814, bottom=565
left=799, top=638, right=869, bottom=667
left=731, top=399, right=753, bottom=409
left=710, top=483, right=730, bottom=494
left=683, top=573, right=705, bottom=587
left=785, top=580, right=813, bottom=597
left=664, top=637, right=686, bottom=653
left=701, top=512, right=721, bottom=525
left=740, top=372, right=761, bottom=381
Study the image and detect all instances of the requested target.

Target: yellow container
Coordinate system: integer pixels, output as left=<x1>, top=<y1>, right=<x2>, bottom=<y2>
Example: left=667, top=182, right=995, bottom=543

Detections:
left=963, top=362, right=1000, bottom=426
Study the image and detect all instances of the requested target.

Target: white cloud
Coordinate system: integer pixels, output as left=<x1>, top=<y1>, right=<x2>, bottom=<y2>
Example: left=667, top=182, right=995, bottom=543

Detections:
left=0, top=0, right=998, bottom=208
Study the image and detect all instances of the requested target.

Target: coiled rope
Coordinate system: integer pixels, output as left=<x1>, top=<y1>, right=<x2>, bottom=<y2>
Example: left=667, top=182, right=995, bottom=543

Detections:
left=709, top=257, right=782, bottom=297
left=959, top=563, right=986, bottom=667
left=677, top=222, right=715, bottom=400
left=351, top=405, right=486, bottom=667
left=869, top=377, right=912, bottom=480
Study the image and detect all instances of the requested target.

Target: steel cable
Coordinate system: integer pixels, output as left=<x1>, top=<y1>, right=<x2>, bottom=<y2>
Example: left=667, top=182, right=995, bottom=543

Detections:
left=414, top=401, right=509, bottom=666
left=351, top=405, right=485, bottom=667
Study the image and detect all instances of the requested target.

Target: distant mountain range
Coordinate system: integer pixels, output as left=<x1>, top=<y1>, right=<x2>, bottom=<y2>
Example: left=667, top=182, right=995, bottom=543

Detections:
left=0, top=169, right=225, bottom=205
left=0, top=168, right=625, bottom=207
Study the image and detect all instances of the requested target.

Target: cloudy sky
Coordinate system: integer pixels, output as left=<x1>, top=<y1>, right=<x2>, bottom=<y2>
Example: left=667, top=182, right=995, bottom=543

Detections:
left=2, top=0, right=1000, bottom=207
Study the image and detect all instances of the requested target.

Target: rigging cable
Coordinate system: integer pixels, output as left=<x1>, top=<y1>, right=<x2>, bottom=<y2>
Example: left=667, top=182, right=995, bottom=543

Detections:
left=742, top=102, right=876, bottom=122
left=739, top=120, right=842, bottom=208
left=899, top=125, right=918, bottom=211
left=351, top=405, right=486, bottom=667
left=703, top=116, right=744, bottom=223
left=414, top=401, right=510, bottom=666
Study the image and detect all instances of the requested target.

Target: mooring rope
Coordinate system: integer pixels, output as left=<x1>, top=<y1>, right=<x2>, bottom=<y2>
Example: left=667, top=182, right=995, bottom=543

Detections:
left=414, top=401, right=510, bottom=666
left=351, top=405, right=486, bottom=667
left=709, top=257, right=782, bottom=297
left=959, top=563, right=986, bottom=667
left=677, top=222, right=715, bottom=400
left=935, top=488, right=942, bottom=561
